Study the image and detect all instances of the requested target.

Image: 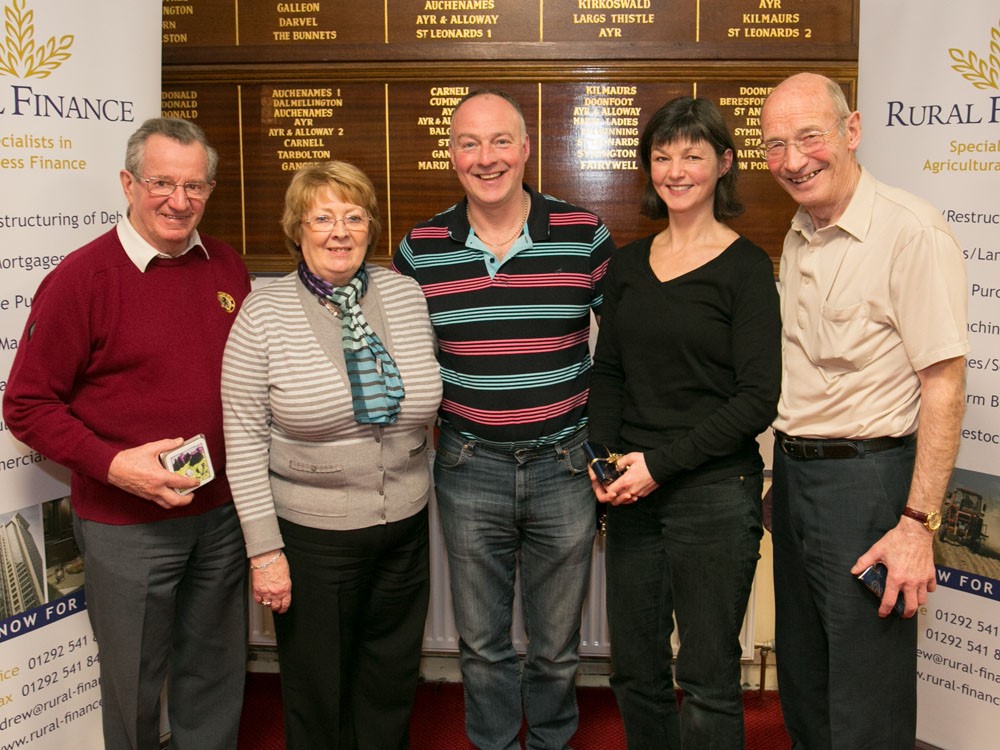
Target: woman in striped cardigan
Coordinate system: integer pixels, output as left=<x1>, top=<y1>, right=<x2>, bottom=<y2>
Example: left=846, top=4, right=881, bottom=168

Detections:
left=222, top=161, right=442, bottom=750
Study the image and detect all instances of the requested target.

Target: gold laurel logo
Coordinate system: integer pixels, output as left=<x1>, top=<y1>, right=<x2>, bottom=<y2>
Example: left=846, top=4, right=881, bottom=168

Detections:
left=0, top=0, right=73, bottom=79
left=949, top=18, right=1000, bottom=90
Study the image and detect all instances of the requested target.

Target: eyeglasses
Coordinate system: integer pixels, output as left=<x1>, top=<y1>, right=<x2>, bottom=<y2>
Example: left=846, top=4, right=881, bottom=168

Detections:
left=759, top=121, right=843, bottom=161
left=138, top=176, right=214, bottom=200
left=302, top=214, right=371, bottom=233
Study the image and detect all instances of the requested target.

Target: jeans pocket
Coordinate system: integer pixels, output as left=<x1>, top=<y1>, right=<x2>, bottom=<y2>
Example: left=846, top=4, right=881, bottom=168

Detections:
left=435, top=438, right=469, bottom=471
left=559, top=442, right=590, bottom=477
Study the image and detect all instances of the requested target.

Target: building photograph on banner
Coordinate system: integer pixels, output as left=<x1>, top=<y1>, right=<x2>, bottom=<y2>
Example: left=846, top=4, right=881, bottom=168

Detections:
left=859, top=1, right=1000, bottom=747
left=0, top=1, right=160, bottom=747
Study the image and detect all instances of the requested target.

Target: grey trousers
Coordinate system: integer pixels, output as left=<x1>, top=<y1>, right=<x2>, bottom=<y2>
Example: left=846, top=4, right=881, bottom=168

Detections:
left=74, top=503, right=248, bottom=750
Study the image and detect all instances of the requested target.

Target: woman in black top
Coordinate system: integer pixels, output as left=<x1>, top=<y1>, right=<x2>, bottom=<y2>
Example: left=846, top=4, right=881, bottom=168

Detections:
left=588, top=97, right=781, bottom=749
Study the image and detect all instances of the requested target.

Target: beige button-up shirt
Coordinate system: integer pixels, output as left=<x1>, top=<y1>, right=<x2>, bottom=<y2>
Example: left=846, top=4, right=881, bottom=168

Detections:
left=774, top=168, right=969, bottom=439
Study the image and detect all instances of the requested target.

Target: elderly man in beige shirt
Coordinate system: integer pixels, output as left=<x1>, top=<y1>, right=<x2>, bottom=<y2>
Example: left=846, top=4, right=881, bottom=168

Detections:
left=762, top=72, right=968, bottom=750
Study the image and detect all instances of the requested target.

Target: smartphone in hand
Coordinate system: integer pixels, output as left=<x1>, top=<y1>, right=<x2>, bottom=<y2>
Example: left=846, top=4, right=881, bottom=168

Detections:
left=857, top=562, right=906, bottom=616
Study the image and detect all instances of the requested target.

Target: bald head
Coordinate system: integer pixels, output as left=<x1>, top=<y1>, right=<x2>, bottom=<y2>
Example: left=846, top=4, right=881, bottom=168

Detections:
left=760, top=72, right=862, bottom=227
left=763, top=73, right=851, bottom=126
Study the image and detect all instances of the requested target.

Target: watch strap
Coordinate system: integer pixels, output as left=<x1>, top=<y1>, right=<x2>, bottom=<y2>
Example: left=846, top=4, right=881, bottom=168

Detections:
left=902, top=505, right=937, bottom=530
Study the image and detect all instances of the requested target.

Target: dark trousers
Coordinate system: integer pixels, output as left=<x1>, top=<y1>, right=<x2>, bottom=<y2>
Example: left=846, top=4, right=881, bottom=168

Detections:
left=606, top=474, right=763, bottom=750
left=273, top=508, right=430, bottom=750
left=772, top=440, right=918, bottom=750
left=74, top=504, right=248, bottom=750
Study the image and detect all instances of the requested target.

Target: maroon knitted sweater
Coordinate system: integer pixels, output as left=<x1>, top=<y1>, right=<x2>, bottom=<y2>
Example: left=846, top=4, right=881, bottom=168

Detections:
left=3, top=228, right=250, bottom=524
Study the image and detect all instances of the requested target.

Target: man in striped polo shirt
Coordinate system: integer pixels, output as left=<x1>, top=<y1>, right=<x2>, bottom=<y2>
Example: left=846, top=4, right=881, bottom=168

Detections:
left=393, top=89, right=615, bottom=750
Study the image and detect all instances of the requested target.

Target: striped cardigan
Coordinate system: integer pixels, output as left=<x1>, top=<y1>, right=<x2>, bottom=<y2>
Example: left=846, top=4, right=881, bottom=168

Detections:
left=221, top=265, right=442, bottom=557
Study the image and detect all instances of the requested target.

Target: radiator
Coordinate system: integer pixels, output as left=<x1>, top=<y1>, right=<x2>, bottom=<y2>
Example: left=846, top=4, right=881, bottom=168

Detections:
left=249, top=485, right=758, bottom=662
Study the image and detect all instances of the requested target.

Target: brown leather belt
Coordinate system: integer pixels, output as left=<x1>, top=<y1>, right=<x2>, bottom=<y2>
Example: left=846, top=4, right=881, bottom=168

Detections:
left=774, top=431, right=910, bottom=460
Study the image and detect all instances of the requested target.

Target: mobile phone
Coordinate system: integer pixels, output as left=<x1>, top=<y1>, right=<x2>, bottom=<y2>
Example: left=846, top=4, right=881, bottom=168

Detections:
left=857, top=562, right=906, bottom=616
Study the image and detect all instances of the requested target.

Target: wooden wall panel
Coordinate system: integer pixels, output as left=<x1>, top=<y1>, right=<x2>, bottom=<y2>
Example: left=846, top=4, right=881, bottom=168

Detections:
left=162, top=0, right=859, bottom=271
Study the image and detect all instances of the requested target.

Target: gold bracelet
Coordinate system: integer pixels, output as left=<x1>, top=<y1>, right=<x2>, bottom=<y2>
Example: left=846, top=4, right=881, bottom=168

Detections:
left=249, top=550, right=283, bottom=571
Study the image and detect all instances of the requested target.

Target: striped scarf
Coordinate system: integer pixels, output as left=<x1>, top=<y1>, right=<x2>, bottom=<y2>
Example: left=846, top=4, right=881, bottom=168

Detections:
left=298, top=262, right=404, bottom=424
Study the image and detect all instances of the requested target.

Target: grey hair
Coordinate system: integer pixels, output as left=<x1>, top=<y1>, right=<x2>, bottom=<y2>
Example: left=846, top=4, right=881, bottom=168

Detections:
left=124, top=117, right=219, bottom=181
left=825, top=77, right=853, bottom=133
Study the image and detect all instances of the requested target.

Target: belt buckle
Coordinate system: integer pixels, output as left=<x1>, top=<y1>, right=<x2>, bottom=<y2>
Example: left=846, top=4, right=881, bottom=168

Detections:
left=780, top=434, right=805, bottom=459
left=802, top=442, right=821, bottom=459
left=779, top=434, right=828, bottom=460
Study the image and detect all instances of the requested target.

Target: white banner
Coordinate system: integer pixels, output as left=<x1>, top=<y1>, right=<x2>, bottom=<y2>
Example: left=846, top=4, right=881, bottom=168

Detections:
left=859, top=2, right=1000, bottom=747
left=0, top=1, right=160, bottom=747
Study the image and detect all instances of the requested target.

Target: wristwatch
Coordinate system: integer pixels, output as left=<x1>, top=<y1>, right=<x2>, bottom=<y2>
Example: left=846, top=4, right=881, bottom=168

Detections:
left=902, top=506, right=942, bottom=531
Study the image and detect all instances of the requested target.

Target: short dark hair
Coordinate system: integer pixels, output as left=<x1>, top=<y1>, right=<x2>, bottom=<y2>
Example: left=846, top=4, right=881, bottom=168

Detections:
left=638, top=97, right=743, bottom=221
left=125, top=117, right=218, bottom=181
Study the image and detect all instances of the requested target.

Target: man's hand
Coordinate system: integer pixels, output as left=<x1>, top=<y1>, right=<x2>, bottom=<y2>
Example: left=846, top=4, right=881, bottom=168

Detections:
left=851, top=521, right=935, bottom=618
left=850, top=356, right=965, bottom=617
left=107, top=437, right=199, bottom=509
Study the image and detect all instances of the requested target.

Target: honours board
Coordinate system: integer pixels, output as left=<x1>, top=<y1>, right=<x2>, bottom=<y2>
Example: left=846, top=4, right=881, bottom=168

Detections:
left=162, top=0, right=858, bottom=58
left=162, top=1, right=859, bottom=271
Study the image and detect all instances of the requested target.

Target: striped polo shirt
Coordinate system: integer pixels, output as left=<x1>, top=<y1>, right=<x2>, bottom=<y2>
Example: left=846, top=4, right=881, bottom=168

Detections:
left=392, top=185, right=615, bottom=448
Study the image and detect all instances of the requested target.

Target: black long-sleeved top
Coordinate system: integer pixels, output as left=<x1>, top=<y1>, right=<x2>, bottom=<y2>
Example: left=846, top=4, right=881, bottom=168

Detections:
left=588, top=235, right=781, bottom=488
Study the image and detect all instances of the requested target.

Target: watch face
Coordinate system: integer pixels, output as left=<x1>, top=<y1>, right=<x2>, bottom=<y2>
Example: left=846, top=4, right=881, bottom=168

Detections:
left=926, top=511, right=942, bottom=531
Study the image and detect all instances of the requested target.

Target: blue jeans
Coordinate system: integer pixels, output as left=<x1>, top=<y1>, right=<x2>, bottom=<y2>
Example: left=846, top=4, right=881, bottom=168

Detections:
left=606, top=474, right=763, bottom=750
left=434, top=425, right=596, bottom=750
left=772, top=438, right=918, bottom=750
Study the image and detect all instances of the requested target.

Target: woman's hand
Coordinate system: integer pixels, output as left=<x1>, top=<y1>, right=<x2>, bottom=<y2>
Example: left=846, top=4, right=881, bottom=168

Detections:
left=251, top=550, right=292, bottom=614
left=589, top=466, right=618, bottom=504
left=603, top=452, right=659, bottom=505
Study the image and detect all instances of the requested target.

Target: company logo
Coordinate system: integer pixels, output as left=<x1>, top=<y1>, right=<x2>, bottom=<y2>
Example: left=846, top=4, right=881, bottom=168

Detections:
left=887, top=18, right=1000, bottom=127
left=0, top=0, right=135, bottom=121
left=949, top=18, right=999, bottom=90
left=0, top=0, right=73, bottom=80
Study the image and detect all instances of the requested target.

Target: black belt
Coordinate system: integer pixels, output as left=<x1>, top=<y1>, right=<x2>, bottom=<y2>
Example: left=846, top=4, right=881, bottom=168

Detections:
left=439, top=423, right=587, bottom=461
left=774, top=431, right=910, bottom=460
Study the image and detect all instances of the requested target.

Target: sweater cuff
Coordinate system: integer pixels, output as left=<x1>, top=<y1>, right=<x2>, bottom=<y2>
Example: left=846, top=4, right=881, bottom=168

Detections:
left=78, top=434, right=126, bottom=487
left=242, top=518, right=284, bottom=559
left=644, top=448, right=678, bottom=487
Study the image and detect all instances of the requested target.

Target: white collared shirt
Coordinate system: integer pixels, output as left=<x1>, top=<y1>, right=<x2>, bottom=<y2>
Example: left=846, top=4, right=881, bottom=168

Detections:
left=116, top=214, right=209, bottom=272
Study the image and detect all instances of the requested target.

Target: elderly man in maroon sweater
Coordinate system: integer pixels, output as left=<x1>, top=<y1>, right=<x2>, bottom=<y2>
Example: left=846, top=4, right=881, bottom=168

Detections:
left=3, top=118, right=251, bottom=750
